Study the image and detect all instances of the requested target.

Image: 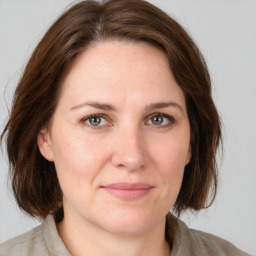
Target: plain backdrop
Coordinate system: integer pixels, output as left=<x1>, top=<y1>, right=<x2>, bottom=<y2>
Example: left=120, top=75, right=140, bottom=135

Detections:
left=0, top=0, right=255, bottom=255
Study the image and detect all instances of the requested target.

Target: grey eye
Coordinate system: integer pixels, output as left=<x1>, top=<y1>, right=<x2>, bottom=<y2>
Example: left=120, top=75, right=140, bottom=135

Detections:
left=85, top=115, right=105, bottom=126
left=151, top=116, right=164, bottom=125
left=88, top=116, right=102, bottom=126
left=147, top=113, right=174, bottom=127
left=83, top=114, right=109, bottom=128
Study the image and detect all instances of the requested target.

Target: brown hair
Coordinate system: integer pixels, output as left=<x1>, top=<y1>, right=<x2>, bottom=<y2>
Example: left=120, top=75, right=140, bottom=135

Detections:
left=1, top=0, right=221, bottom=221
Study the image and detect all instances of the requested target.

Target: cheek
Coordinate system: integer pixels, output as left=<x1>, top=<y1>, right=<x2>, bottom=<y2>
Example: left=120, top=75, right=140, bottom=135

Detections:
left=50, top=129, right=109, bottom=197
left=150, top=134, right=189, bottom=195
left=52, top=126, right=102, bottom=167
left=152, top=134, right=190, bottom=170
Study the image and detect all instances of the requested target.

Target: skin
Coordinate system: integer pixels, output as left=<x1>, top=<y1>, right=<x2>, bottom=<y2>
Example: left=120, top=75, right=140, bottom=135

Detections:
left=38, top=40, right=191, bottom=256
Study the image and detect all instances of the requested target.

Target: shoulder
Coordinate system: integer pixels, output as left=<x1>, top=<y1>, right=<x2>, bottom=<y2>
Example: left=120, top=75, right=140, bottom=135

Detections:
left=188, top=229, right=251, bottom=256
left=166, top=213, right=252, bottom=256
left=0, top=223, right=48, bottom=256
left=0, top=215, right=71, bottom=256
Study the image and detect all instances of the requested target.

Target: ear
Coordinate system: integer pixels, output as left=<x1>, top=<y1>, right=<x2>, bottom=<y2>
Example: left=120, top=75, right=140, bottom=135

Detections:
left=37, top=128, right=54, bottom=161
left=185, top=146, right=192, bottom=165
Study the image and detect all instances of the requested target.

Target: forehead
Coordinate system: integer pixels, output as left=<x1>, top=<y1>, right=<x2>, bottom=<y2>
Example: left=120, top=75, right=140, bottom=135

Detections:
left=58, top=40, right=186, bottom=108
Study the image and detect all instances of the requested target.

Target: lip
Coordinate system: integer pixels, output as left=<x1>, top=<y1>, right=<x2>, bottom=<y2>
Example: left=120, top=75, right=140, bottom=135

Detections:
left=101, top=183, right=153, bottom=200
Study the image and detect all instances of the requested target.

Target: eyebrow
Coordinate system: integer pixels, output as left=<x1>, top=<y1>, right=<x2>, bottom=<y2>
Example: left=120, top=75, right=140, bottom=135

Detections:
left=70, top=102, right=117, bottom=111
left=145, top=102, right=183, bottom=113
left=70, top=101, right=183, bottom=113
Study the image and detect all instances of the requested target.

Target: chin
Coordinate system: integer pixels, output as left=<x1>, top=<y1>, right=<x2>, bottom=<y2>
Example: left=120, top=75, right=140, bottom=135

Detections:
left=103, top=221, right=151, bottom=236
left=98, top=209, right=158, bottom=235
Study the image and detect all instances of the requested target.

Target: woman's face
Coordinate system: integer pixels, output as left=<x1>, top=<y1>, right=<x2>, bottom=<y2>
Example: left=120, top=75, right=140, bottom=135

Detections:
left=38, top=41, right=191, bottom=235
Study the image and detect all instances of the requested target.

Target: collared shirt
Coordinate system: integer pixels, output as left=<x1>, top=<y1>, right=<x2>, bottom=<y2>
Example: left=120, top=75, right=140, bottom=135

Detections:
left=0, top=213, right=252, bottom=256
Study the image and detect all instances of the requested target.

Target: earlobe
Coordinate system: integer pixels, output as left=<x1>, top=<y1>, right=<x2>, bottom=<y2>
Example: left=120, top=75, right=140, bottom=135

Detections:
left=37, top=128, right=54, bottom=161
left=185, top=146, right=192, bottom=165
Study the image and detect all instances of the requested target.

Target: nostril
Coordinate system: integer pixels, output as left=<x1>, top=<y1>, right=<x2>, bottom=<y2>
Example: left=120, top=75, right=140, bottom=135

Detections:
left=111, top=152, right=146, bottom=171
left=110, top=131, right=147, bottom=171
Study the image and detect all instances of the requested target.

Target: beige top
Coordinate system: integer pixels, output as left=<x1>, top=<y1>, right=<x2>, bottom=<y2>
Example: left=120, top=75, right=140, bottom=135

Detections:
left=0, top=213, right=252, bottom=256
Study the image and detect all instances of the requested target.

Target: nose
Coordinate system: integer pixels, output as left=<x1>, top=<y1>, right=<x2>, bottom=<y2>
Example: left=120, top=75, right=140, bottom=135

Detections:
left=111, top=128, right=148, bottom=171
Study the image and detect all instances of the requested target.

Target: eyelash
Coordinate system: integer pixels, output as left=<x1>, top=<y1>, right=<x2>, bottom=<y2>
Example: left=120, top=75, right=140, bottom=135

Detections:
left=81, top=112, right=175, bottom=129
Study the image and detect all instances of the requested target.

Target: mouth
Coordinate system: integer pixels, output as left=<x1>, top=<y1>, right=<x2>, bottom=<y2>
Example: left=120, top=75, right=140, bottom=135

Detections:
left=100, top=183, right=154, bottom=200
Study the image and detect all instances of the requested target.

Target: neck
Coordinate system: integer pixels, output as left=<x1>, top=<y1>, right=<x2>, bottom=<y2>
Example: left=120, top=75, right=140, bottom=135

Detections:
left=57, top=212, right=171, bottom=256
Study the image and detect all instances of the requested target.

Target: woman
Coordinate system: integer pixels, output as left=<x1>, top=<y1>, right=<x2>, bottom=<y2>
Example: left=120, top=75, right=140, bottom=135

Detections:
left=0, top=0, right=252, bottom=255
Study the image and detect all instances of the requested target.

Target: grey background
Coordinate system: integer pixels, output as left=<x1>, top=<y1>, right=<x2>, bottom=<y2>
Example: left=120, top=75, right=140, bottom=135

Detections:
left=0, top=0, right=255, bottom=254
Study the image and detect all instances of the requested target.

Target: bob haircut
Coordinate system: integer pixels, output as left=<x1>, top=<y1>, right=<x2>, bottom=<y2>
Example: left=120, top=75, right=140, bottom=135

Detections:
left=1, top=0, right=221, bottom=222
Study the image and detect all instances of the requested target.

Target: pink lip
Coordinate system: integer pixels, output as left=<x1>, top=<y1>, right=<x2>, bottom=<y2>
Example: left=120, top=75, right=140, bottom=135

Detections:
left=101, top=183, right=153, bottom=200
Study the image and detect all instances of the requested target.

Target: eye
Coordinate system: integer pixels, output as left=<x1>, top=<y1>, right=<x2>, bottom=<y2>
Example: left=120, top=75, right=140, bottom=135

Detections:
left=82, top=114, right=108, bottom=127
left=147, top=113, right=174, bottom=127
